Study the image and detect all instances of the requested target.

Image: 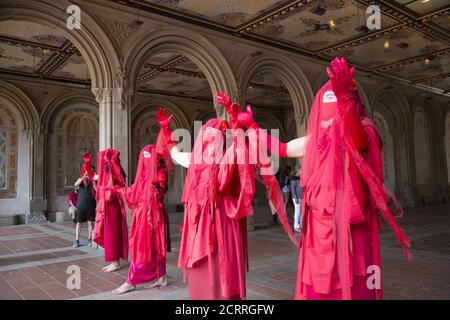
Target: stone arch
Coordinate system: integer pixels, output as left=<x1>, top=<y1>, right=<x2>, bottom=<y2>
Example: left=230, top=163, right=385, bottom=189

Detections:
left=0, top=81, right=39, bottom=216
left=131, top=98, right=190, bottom=209
left=0, top=102, right=18, bottom=199
left=46, top=98, right=99, bottom=212
left=371, top=87, right=414, bottom=206
left=0, top=0, right=121, bottom=89
left=124, top=28, right=237, bottom=118
left=0, top=81, right=39, bottom=131
left=236, top=55, right=314, bottom=137
left=369, top=86, right=412, bottom=130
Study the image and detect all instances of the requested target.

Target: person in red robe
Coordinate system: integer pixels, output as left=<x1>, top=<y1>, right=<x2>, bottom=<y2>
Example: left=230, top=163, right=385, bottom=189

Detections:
left=94, top=149, right=129, bottom=272
left=218, top=57, right=411, bottom=300
left=157, top=107, right=297, bottom=300
left=113, top=142, right=171, bottom=295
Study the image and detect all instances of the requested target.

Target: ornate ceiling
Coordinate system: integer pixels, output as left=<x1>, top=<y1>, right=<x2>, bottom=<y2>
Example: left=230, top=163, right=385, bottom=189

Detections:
left=0, top=0, right=448, bottom=103
left=118, top=0, right=450, bottom=95
left=0, top=21, right=90, bottom=84
left=137, top=52, right=293, bottom=109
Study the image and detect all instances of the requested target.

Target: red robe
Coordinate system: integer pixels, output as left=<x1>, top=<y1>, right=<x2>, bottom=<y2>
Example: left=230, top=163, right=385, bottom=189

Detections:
left=120, top=145, right=170, bottom=285
left=294, top=81, right=411, bottom=300
left=178, top=120, right=255, bottom=300
left=94, top=149, right=128, bottom=262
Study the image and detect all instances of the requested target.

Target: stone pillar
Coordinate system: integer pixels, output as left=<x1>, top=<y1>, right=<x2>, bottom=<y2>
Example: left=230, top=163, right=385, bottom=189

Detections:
left=432, top=131, right=447, bottom=202
left=92, top=83, right=130, bottom=179
left=394, top=128, right=417, bottom=207
left=26, top=129, right=47, bottom=224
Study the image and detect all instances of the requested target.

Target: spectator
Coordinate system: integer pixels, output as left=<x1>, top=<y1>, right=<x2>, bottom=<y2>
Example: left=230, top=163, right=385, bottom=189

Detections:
left=291, top=165, right=304, bottom=232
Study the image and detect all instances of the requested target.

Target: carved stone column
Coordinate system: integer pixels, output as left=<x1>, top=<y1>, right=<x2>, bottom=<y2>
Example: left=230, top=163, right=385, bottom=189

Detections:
left=394, top=128, right=417, bottom=207
left=92, top=71, right=131, bottom=180
left=26, top=129, right=47, bottom=224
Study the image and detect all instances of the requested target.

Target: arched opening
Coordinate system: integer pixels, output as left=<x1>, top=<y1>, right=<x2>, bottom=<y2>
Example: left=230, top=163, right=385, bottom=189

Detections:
left=0, top=102, right=18, bottom=200
left=125, top=29, right=237, bottom=119
left=46, top=101, right=99, bottom=213
left=240, top=66, right=302, bottom=218
left=237, top=55, right=313, bottom=137
left=0, top=1, right=119, bottom=221
left=130, top=50, right=219, bottom=212
left=414, top=108, right=434, bottom=200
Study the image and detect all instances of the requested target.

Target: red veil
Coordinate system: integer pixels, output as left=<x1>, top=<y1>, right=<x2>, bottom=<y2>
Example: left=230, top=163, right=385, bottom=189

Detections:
left=123, top=139, right=171, bottom=268
left=93, top=149, right=128, bottom=258
left=80, top=152, right=96, bottom=196
left=298, top=80, right=411, bottom=300
left=179, top=119, right=298, bottom=293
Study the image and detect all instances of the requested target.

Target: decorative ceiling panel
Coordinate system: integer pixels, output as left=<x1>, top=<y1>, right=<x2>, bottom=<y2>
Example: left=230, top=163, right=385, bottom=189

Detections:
left=253, top=0, right=399, bottom=52
left=116, top=0, right=450, bottom=97
left=383, top=51, right=450, bottom=81
left=326, top=26, right=447, bottom=67
left=0, top=21, right=66, bottom=47
left=0, top=43, right=52, bottom=73
left=51, top=54, right=91, bottom=80
left=144, top=0, right=289, bottom=27
left=393, top=0, right=450, bottom=16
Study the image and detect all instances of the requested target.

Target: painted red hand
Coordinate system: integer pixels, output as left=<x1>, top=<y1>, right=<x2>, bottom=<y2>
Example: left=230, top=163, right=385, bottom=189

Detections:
left=157, top=108, right=174, bottom=132
left=215, top=92, right=232, bottom=108
left=215, top=92, right=242, bottom=127
left=82, top=152, right=91, bottom=163
left=326, top=57, right=355, bottom=102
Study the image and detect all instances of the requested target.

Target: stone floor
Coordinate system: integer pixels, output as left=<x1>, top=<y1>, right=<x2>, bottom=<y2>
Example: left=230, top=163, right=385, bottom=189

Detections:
left=0, top=204, right=449, bottom=300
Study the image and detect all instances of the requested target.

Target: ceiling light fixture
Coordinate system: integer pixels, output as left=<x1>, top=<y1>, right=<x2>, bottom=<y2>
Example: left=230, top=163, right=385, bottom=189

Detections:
left=329, top=19, right=336, bottom=29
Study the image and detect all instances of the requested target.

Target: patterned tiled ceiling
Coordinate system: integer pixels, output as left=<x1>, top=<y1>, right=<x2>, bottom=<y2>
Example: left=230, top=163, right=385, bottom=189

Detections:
left=0, top=20, right=90, bottom=84
left=137, top=52, right=293, bottom=109
left=118, top=0, right=450, bottom=95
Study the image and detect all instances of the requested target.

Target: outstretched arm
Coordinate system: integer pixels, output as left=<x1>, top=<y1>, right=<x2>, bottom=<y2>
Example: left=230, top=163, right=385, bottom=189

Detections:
left=240, top=104, right=309, bottom=158
left=157, top=108, right=191, bottom=168
left=215, top=93, right=310, bottom=158
left=170, top=145, right=191, bottom=168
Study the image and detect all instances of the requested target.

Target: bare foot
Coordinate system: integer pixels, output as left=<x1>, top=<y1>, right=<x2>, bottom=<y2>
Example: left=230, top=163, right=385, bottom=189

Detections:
left=145, top=275, right=168, bottom=289
left=102, top=264, right=113, bottom=271
left=113, top=283, right=135, bottom=295
left=104, top=264, right=121, bottom=273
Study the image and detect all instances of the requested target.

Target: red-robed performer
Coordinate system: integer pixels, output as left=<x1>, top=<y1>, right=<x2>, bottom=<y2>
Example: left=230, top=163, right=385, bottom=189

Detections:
left=94, top=149, right=129, bottom=272
left=113, top=140, right=172, bottom=295
left=218, top=58, right=411, bottom=300
left=157, top=105, right=298, bottom=300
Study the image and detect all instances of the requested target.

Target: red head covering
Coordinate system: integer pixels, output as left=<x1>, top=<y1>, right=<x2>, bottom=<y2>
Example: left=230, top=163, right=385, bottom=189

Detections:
left=298, top=80, right=410, bottom=300
left=80, top=152, right=95, bottom=183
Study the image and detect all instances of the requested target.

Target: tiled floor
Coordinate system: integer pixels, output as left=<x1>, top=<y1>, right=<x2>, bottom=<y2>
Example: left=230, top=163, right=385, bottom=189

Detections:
left=0, top=204, right=449, bottom=300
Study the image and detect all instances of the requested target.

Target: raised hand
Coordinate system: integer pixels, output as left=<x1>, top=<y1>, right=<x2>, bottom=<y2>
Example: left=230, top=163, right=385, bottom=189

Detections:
left=238, top=104, right=256, bottom=129
left=157, top=108, right=173, bottom=131
left=215, top=92, right=242, bottom=128
left=83, top=152, right=91, bottom=163
left=215, top=92, right=232, bottom=108
left=326, top=57, right=355, bottom=102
